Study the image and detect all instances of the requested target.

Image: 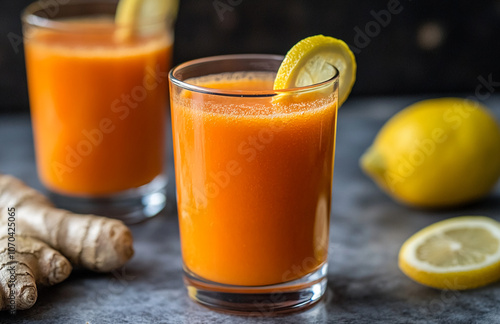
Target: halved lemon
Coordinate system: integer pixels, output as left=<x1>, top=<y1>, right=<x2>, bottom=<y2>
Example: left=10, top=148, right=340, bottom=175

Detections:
left=273, top=35, right=356, bottom=106
left=115, top=0, right=179, bottom=40
left=399, top=216, right=500, bottom=290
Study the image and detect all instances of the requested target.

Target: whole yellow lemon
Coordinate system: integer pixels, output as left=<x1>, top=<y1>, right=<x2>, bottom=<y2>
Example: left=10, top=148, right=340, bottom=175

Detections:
left=360, top=98, right=500, bottom=208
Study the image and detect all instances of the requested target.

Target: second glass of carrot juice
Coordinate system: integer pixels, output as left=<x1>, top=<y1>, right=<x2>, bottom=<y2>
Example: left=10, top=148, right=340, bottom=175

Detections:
left=169, top=54, right=339, bottom=313
left=22, top=0, right=174, bottom=223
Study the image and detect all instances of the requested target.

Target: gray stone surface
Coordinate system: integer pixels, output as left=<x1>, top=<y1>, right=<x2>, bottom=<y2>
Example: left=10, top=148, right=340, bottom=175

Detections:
left=0, top=96, right=500, bottom=323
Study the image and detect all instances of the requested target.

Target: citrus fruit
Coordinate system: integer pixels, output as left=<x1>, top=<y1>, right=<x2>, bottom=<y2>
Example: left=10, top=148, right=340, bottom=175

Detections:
left=360, top=98, right=500, bottom=208
left=399, top=216, right=500, bottom=290
left=274, top=35, right=356, bottom=106
left=115, top=0, right=179, bottom=40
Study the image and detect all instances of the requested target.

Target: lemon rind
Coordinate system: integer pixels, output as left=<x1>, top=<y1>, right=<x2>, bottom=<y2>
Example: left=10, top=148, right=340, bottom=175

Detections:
left=400, top=216, right=500, bottom=274
left=274, top=35, right=356, bottom=106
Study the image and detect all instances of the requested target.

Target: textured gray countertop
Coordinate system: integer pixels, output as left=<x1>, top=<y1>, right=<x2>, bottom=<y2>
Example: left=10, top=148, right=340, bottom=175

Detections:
left=1, top=96, right=500, bottom=324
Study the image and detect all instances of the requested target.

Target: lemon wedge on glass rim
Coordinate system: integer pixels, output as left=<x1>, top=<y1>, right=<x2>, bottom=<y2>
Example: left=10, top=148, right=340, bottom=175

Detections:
left=399, top=216, right=500, bottom=290
left=274, top=35, right=357, bottom=106
left=115, top=0, right=179, bottom=40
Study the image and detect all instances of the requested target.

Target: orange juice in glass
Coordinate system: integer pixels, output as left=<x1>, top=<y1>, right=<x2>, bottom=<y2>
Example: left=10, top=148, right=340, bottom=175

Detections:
left=22, top=0, right=173, bottom=222
left=169, top=55, right=338, bottom=313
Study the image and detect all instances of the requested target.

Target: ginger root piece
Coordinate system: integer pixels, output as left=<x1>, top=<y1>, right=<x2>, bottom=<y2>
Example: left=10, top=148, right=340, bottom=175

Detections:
left=0, top=174, right=134, bottom=272
left=0, top=236, right=72, bottom=311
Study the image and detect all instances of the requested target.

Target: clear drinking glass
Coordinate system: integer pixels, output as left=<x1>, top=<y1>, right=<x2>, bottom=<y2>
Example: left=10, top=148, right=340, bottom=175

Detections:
left=169, top=54, right=339, bottom=314
left=22, top=0, right=174, bottom=223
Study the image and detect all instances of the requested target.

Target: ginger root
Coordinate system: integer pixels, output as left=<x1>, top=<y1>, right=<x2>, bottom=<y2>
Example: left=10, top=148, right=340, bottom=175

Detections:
left=0, top=236, right=72, bottom=310
left=0, top=174, right=134, bottom=271
left=0, top=174, right=135, bottom=311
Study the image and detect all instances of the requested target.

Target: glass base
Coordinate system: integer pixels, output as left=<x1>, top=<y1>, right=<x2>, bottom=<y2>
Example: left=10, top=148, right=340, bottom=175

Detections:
left=184, top=262, right=328, bottom=315
left=47, top=175, right=167, bottom=224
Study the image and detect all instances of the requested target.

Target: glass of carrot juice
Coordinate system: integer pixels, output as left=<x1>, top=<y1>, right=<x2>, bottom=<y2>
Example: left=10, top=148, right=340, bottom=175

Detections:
left=22, top=0, right=173, bottom=223
left=169, top=54, right=339, bottom=313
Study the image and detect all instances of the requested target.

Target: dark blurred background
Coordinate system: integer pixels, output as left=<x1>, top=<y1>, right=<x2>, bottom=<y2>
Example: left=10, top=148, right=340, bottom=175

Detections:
left=1, top=0, right=500, bottom=114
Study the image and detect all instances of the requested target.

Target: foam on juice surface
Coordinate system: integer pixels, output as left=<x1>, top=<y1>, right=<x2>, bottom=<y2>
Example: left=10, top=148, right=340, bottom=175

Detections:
left=177, top=71, right=338, bottom=117
left=26, top=16, right=172, bottom=57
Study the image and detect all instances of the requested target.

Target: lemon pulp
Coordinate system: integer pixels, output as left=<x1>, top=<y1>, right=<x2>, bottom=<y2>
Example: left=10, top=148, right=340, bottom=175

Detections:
left=399, top=216, right=500, bottom=290
left=274, top=35, right=356, bottom=106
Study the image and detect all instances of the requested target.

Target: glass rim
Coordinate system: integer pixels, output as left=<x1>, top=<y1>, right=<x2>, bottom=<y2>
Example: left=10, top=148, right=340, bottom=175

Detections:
left=169, top=54, right=340, bottom=97
left=21, top=0, right=171, bottom=32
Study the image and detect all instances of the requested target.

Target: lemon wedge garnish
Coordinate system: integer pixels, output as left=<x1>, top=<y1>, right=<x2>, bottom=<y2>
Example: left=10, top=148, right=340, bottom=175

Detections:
left=399, top=216, right=500, bottom=290
left=274, top=35, right=356, bottom=106
left=115, top=0, right=179, bottom=41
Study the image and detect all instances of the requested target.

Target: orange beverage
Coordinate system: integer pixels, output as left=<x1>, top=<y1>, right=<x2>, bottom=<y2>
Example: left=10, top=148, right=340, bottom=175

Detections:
left=22, top=1, right=172, bottom=221
left=170, top=55, right=339, bottom=311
